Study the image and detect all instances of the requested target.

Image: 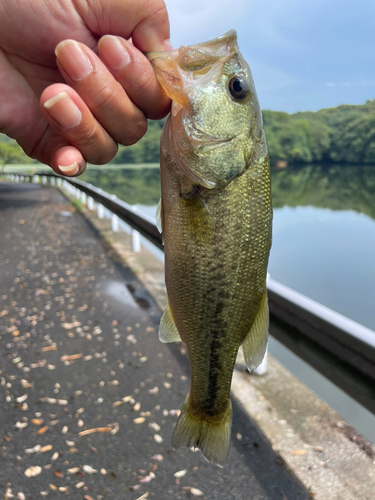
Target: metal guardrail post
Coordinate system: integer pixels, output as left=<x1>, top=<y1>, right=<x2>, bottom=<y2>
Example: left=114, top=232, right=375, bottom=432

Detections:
left=111, top=213, right=119, bottom=232
left=132, top=230, right=141, bottom=253
left=253, top=345, right=268, bottom=375
left=87, top=196, right=94, bottom=210
left=97, top=203, right=104, bottom=219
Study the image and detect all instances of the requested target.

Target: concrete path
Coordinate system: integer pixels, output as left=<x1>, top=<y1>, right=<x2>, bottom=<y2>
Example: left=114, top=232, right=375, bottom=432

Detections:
left=0, top=182, right=311, bottom=499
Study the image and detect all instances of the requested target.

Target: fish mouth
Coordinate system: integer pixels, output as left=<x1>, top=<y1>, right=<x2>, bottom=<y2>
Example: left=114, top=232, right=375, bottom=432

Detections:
left=147, top=30, right=238, bottom=105
left=147, top=29, right=237, bottom=66
left=179, top=29, right=237, bottom=54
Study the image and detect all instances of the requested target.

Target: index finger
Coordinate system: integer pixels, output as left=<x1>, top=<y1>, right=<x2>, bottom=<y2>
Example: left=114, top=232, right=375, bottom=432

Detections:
left=98, top=36, right=170, bottom=120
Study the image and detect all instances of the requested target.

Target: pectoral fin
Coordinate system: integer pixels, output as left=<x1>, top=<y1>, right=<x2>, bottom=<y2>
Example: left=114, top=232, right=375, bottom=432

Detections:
left=156, top=197, right=164, bottom=237
left=159, top=302, right=182, bottom=343
left=181, top=188, right=213, bottom=243
left=241, top=290, right=269, bottom=372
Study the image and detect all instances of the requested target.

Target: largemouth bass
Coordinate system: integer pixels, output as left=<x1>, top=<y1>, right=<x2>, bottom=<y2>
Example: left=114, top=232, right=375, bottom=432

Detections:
left=148, top=30, right=272, bottom=466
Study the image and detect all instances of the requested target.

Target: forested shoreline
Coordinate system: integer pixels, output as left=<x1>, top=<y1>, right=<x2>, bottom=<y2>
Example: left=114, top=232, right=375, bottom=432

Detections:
left=2, top=99, right=375, bottom=167
left=264, top=99, right=375, bottom=166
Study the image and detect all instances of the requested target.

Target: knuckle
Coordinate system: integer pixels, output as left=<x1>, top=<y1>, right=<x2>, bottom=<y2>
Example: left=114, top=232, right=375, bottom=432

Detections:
left=85, top=80, right=148, bottom=147
left=92, top=81, right=122, bottom=114
left=127, top=67, right=155, bottom=101
left=146, top=2, right=170, bottom=31
left=73, top=125, right=100, bottom=149
left=73, top=126, right=117, bottom=164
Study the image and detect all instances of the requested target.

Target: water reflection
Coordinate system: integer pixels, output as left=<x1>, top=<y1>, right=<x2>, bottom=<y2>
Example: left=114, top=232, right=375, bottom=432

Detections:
left=271, top=163, right=375, bottom=220
left=269, top=164, right=375, bottom=330
left=81, top=163, right=375, bottom=218
left=80, top=166, right=161, bottom=206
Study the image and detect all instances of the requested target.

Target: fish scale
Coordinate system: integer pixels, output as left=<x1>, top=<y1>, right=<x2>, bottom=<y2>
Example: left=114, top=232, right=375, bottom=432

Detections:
left=148, top=30, right=272, bottom=465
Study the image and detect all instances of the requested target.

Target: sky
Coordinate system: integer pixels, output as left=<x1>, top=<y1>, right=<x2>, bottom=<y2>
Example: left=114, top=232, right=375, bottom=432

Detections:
left=165, top=0, right=375, bottom=113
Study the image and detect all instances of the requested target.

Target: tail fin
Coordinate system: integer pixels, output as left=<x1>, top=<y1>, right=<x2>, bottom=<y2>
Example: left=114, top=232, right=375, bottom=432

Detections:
left=172, top=393, right=232, bottom=466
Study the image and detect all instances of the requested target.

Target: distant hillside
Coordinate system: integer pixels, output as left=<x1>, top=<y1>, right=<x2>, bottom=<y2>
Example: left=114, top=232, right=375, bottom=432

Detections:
left=115, top=99, right=375, bottom=166
left=263, top=99, right=375, bottom=166
left=2, top=99, right=375, bottom=166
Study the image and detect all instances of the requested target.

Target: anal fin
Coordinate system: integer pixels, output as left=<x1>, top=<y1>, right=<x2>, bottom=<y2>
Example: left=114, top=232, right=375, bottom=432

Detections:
left=159, top=302, right=181, bottom=343
left=241, top=290, right=269, bottom=372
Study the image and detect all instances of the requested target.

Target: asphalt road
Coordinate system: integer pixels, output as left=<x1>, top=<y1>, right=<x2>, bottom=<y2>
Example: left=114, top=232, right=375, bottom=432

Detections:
left=0, top=182, right=312, bottom=499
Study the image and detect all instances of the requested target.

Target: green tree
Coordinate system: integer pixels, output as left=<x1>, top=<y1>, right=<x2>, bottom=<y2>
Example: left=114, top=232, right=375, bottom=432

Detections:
left=112, top=119, right=164, bottom=164
left=0, top=141, right=30, bottom=171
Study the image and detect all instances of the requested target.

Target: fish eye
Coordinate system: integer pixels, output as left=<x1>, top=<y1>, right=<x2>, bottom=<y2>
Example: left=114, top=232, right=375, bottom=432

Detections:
left=228, top=76, right=251, bottom=101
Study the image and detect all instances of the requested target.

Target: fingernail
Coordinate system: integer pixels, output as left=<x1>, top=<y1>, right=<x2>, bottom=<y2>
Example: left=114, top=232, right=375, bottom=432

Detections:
left=58, top=162, right=80, bottom=176
left=99, top=35, right=131, bottom=70
left=44, top=92, right=82, bottom=130
left=55, top=40, right=93, bottom=81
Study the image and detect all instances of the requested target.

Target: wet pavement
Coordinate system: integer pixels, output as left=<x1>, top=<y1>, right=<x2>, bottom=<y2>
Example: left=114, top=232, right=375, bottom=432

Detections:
left=0, top=182, right=312, bottom=499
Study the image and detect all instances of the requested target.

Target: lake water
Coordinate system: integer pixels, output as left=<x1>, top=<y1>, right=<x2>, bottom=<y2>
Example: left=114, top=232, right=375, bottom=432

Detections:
left=81, top=163, right=375, bottom=331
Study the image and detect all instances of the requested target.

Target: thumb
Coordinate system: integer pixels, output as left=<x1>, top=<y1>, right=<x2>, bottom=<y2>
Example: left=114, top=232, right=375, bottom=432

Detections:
left=75, top=0, right=170, bottom=52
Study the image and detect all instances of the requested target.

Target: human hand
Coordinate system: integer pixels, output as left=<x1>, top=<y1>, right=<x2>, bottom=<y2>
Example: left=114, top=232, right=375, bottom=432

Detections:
left=0, top=0, right=171, bottom=175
